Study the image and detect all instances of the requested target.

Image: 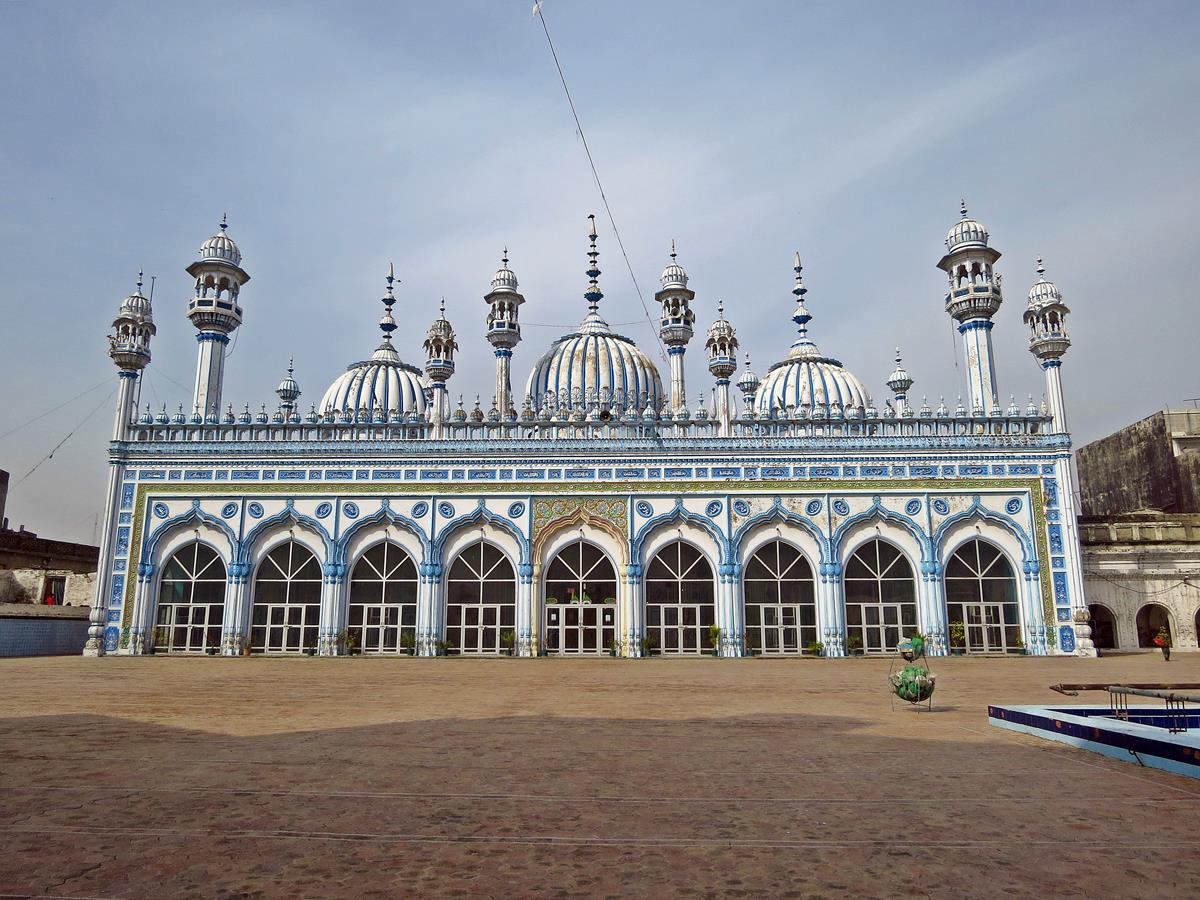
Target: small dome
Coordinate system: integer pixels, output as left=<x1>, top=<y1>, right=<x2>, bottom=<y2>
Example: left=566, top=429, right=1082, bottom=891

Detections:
left=489, top=250, right=520, bottom=294
left=736, top=360, right=760, bottom=394
left=320, top=344, right=428, bottom=417
left=276, top=359, right=300, bottom=404
left=886, top=348, right=913, bottom=395
left=754, top=351, right=870, bottom=417
left=660, top=241, right=688, bottom=289
left=198, top=217, right=242, bottom=266
left=945, top=201, right=988, bottom=252
left=1027, top=258, right=1063, bottom=307
left=525, top=316, right=663, bottom=410
left=118, top=274, right=153, bottom=322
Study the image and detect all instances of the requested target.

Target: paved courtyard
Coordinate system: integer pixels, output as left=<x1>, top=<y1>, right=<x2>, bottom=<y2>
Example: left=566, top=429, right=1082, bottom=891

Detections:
left=1, top=653, right=1197, bottom=898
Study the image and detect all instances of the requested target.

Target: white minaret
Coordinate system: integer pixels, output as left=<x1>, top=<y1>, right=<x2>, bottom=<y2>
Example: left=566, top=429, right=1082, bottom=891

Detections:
left=484, top=249, right=523, bottom=417
left=937, top=202, right=1002, bottom=414
left=186, top=216, right=249, bottom=420
left=85, top=273, right=156, bottom=655
left=1024, top=258, right=1091, bottom=656
left=886, top=348, right=914, bottom=413
left=424, top=298, right=457, bottom=437
left=705, top=299, right=739, bottom=436
left=656, top=241, right=695, bottom=414
left=275, top=358, right=301, bottom=417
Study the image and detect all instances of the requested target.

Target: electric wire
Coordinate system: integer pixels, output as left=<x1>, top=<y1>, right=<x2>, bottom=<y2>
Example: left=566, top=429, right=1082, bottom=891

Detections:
left=0, top=376, right=111, bottom=442
left=11, top=388, right=115, bottom=488
left=533, top=2, right=666, bottom=361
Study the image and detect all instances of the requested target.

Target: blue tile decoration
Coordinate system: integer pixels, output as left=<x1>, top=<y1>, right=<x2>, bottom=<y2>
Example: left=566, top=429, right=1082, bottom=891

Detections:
left=508, top=502, right=525, bottom=518
left=437, top=502, right=453, bottom=518
left=248, top=502, right=264, bottom=518
left=411, top=502, right=429, bottom=518
left=110, top=575, right=125, bottom=605
left=221, top=502, right=238, bottom=518
left=762, top=467, right=787, bottom=478
left=732, top=500, right=751, bottom=517
left=832, top=500, right=850, bottom=516
left=1053, top=572, right=1068, bottom=604
left=315, top=502, right=333, bottom=519
left=232, top=471, right=260, bottom=481
left=184, top=470, right=213, bottom=481
left=325, top=470, right=352, bottom=480
left=932, top=498, right=950, bottom=515
left=343, top=502, right=360, bottom=519
left=1052, top=556, right=1065, bottom=569
left=705, top=500, right=722, bottom=517
left=911, top=466, right=936, bottom=477
left=636, top=501, right=653, bottom=517
left=810, top=466, right=837, bottom=477
left=121, top=484, right=135, bottom=509
left=116, top=527, right=130, bottom=554
left=713, top=467, right=739, bottom=478
left=862, top=466, right=888, bottom=477
left=1057, top=607, right=1072, bottom=622
left=1048, top=524, right=1063, bottom=554
left=805, top=500, right=822, bottom=515
left=904, top=499, right=921, bottom=515
left=104, top=627, right=120, bottom=652
left=1059, top=626, right=1076, bottom=653
left=152, top=503, right=169, bottom=518
left=1005, top=497, right=1022, bottom=514
left=118, top=513, right=132, bottom=525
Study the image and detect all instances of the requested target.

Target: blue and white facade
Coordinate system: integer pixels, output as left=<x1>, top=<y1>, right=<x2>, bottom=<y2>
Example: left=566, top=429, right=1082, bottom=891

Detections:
left=85, top=209, right=1095, bottom=658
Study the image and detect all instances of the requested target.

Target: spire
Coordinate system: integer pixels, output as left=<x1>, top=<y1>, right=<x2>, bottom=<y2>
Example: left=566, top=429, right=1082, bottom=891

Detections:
left=1036, top=256, right=1046, bottom=279
left=789, top=251, right=816, bottom=356
left=960, top=198, right=968, bottom=220
left=584, top=214, right=602, bottom=314
left=379, top=263, right=398, bottom=344
left=887, top=347, right=914, bottom=402
left=136, top=269, right=144, bottom=292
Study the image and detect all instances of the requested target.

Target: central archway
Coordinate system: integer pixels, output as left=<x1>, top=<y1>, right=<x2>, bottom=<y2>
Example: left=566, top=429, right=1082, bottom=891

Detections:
left=944, top=539, right=1022, bottom=653
left=743, top=539, right=817, bottom=654
left=251, top=541, right=322, bottom=653
left=348, top=542, right=418, bottom=652
left=155, top=542, right=226, bottom=653
left=843, top=538, right=918, bottom=654
left=543, top=539, right=618, bottom=654
left=445, top=540, right=516, bottom=654
left=645, top=540, right=716, bottom=654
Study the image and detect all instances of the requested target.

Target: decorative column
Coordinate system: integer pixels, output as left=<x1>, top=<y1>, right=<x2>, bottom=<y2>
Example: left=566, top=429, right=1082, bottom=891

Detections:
left=624, top=562, right=644, bottom=658
left=919, top=558, right=947, bottom=656
left=222, top=564, right=249, bottom=656
left=937, top=202, right=1002, bottom=414
left=86, top=274, right=156, bottom=656
left=416, top=560, right=442, bottom=657
left=818, top=560, right=844, bottom=657
left=1024, top=259, right=1093, bottom=656
left=656, top=242, right=695, bottom=414
left=320, top=563, right=346, bottom=656
left=186, top=217, right=249, bottom=419
left=517, top=562, right=534, bottom=657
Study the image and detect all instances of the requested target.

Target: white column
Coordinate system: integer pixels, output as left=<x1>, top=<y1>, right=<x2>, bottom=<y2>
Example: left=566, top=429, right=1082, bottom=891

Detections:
left=517, top=561, right=534, bottom=657
left=85, top=369, right=139, bottom=656
left=819, top=560, right=844, bottom=657
left=959, top=319, right=998, bottom=411
left=416, top=562, right=441, bottom=656
left=193, top=332, right=229, bottom=418
left=715, top=378, right=732, bottom=437
left=920, top=563, right=947, bottom=655
left=668, top=347, right=686, bottom=413
left=495, top=349, right=512, bottom=417
left=223, top=572, right=248, bottom=656
left=319, top=567, right=345, bottom=655
left=428, top=383, right=447, bottom=438
left=624, top=564, right=643, bottom=657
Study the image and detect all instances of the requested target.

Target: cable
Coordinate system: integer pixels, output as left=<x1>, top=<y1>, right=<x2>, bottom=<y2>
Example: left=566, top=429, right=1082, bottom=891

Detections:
left=534, top=2, right=666, bottom=361
left=1083, top=569, right=1198, bottom=597
left=11, top=388, right=115, bottom=488
left=0, top=376, right=112, bottom=442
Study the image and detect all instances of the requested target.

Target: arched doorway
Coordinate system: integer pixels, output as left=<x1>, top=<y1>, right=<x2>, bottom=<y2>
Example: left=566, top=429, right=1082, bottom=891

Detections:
left=155, top=542, right=226, bottom=652
left=743, top=539, right=817, bottom=654
left=844, top=539, right=918, bottom=654
left=645, top=541, right=716, bottom=654
left=543, top=539, right=618, bottom=654
left=348, top=541, right=418, bottom=652
left=1136, top=603, right=1172, bottom=648
left=445, top=541, right=516, bottom=654
left=251, top=541, right=322, bottom=653
left=1088, top=604, right=1117, bottom=650
left=943, top=539, right=1022, bottom=653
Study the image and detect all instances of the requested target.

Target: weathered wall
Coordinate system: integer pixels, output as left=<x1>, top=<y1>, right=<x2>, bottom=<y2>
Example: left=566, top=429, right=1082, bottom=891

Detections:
left=1078, top=412, right=1200, bottom=516
left=0, top=570, right=95, bottom=605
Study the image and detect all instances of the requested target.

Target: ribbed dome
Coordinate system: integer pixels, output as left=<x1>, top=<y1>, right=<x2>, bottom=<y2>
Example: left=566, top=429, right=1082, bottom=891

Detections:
left=320, top=343, right=428, bottom=417
left=525, top=313, right=663, bottom=410
left=119, top=285, right=153, bottom=321
left=1027, top=259, right=1062, bottom=308
left=490, top=256, right=519, bottom=293
left=754, top=345, right=869, bottom=417
left=945, top=201, right=988, bottom=252
left=198, top=218, right=242, bottom=266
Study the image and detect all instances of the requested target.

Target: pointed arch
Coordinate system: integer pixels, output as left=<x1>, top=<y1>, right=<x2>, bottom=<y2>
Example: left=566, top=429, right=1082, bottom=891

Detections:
left=831, top=497, right=929, bottom=565
left=335, top=504, right=429, bottom=570
left=142, top=502, right=238, bottom=576
left=433, top=502, right=530, bottom=568
left=731, top=498, right=829, bottom=566
left=533, top=506, right=627, bottom=570
left=632, top=500, right=730, bottom=567
left=933, top=497, right=1035, bottom=568
left=238, top=503, right=333, bottom=569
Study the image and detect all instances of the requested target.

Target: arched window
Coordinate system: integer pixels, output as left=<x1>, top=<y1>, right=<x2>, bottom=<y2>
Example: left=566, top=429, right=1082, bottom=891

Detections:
left=645, top=541, right=715, bottom=653
left=446, top=541, right=515, bottom=654
left=744, top=539, right=817, bottom=654
left=844, top=539, right=917, bottom=654
left=944, top=539, right=1022, bottom=653
left=251, top=542, right=321, bottom=653
left=1089, top=603, right=1117, bottom=650
left=1136, top=603, right=1172, bottom=648
left=155, top=542, right=226, bottom=652
left=348, top=542, right=418, bottom=652
left=543, top=539, right=617, bottom=654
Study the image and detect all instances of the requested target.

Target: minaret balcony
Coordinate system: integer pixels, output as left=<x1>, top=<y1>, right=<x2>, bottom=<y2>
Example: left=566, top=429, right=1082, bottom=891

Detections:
left=945, top=292, right=1002, bottom=322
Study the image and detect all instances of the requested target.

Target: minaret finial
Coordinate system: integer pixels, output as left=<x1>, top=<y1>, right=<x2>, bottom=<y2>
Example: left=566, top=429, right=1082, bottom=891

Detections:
left=136, top=269, right=143, bottom=291
left=960, top=198, right=968, bottom=219
left=717, top=297, right=724, bottom=319
left=440, top=296, right=446, bottom=316
left=287, top=355, right=294, bottom=375
left=791, top=251, right=812, bottom=343
left=379, top=265, right=397, bottom=343
left=584, top=213, right=603, bottom=314
left=220, top=212, right=228, bottom=231
left=670, top=239, right=677, bottom=261
left=502, top=246, right=509, bottom=266
left=895, top=346, right=902, bottom=365
left=1036, top=256, right=1045, bottom=278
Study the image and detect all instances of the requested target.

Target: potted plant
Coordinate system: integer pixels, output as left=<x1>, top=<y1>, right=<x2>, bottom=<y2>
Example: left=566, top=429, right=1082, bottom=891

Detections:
left=339, top=629, right=360, bottom=656
left=545, top=596, right=557, bottom=605
left=304, top=638, right=317, bottom=657
left=708, top=624, right=722, bottom=656
left=152, top=626, right=169, bottom=654
left=607, top=638, right=620, bottom=658
left=206, top=644, right=219, bottom=656
left=805, top=640, right=824, bottom=658
left=436, top=637, right=455, bottom=656
left=603, top=596, right=616, bottom=605
left=948, top=621, right=967, bottom=656
left=1012, top=635, right=1026, bottom=656
left=641, top=632, right=660, bottom=657
left=399, top=632, right=416, bottom=656
left=846, top=633, right=865, bottom=656
left=1153, top=626, right=1172, bottom=662
left=500, top=630, right=516, bottom=656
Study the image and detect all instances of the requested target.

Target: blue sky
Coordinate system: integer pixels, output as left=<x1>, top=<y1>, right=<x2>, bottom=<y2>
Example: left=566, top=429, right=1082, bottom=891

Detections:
left=1, top=1, right=1197, bottom=542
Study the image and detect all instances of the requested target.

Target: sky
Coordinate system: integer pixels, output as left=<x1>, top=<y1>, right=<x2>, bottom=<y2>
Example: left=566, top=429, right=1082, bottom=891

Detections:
left=0, top=1, right=1198, bottom=544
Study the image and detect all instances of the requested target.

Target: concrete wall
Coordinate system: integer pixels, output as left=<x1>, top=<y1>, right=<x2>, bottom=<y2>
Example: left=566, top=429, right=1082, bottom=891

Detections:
left=0, top=570, right=95, bottom=606
left=1078, top=411, right=1200, bottom=516
left=0, top=612, right=90, bottom=657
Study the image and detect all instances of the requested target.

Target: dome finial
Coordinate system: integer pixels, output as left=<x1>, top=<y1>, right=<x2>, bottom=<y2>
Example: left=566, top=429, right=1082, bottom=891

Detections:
left=584, top=213, right=603, bottom=314
left=670, top=239, right=677, bottom=261
left=1036, top=256, right=1046, bottom=278
left=502, top=246, right=509, bottom=266
left=440, top=296, right=446, bottom=317
left=136, top=269, right=144, bottom=292
left=960, top=198, right=968, bottom=220
left=220, top=212, right=228, bottom=231
left=717, top=297, right=725, bottom=319
left=791, top=251, right=813, bottom=346
left=378, top=265, right=398, bottom=344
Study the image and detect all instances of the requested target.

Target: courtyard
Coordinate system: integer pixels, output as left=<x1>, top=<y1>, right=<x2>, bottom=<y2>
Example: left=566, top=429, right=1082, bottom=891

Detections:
left=1, top=653, right=1197, bottom=898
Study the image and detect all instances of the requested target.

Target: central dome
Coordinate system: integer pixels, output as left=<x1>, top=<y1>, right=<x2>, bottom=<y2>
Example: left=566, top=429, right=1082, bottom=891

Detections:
left=755, top=345, right=869, bottom=416
left=525, top=312, right=663, bottom=410
left=320, top=343, right=428, bottom=417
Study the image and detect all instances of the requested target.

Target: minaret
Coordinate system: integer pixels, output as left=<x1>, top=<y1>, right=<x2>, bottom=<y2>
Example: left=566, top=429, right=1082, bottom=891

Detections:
left=86, top=273, right=156, bottom=655
left=275, top=358, right=300, bottom=416
left=657, top=241, right=695, bottom=413
left=705, top=299, right=738, bottom=436
left=484, top=249, right=524, bottom=417
left=886, top=348, right=914, bottom=412
left=186, top=216, right=249, bottom=419
left=736, top=353, right=760, bottom=416
left=424, top=297, right=457, bottom=436
left=1025, top=258, right=1090, bottom=655
left=936, top=201, right=1002, bottom=413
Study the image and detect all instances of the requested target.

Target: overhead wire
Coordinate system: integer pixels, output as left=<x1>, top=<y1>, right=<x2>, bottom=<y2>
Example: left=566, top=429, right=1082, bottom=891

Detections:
left=11, top=388, right=116, bottom=489
left=533, top=1, right=666, bottom=362
left=0, top=376, right=112, bottom=442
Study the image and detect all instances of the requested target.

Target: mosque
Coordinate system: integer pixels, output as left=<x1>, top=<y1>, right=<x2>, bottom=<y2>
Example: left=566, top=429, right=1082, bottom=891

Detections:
left=86, top=206, right=1095, bottom=658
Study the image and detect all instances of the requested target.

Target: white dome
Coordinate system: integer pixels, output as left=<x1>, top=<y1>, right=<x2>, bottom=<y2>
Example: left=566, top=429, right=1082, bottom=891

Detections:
left=1028, top=260, right=1063, bottom=308
left=945, top=202, right=988, bottom=252
left=754, top=345, right=869, bottom=417
left=119, top=287, right=153, bottom=322
left=525, top=313, right=663, bottom=410
left=320, top=344, right=428, bottom=417
left=198, top=219, right=242, bottom=266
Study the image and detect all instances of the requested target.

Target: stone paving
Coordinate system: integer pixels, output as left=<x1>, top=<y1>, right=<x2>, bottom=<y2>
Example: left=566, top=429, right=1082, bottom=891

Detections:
left=0, top=653, right=1197, bottom=898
